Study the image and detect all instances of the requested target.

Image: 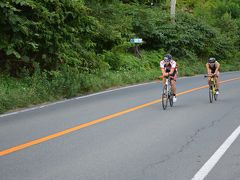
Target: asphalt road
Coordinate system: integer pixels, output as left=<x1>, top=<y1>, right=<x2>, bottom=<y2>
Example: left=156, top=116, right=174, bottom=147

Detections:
left=0, top=71, right=240, bottom=180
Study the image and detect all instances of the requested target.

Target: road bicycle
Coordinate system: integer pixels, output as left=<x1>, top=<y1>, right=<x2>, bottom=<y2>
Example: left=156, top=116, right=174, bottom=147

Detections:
left=161, top=75, right=174, bottom=110
left=204, top=74, right=218, bottom=103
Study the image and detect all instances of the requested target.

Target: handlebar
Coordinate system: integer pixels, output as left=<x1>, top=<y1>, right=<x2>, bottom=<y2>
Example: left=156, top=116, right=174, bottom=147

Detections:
left=204, top=74, right=216, bottom=78
left=160, top=75, right=174, bottom=79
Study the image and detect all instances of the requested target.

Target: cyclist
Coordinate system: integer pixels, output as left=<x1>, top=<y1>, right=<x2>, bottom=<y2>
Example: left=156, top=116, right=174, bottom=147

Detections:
left=206, top=57, right=220, bottom=94
left=160, top=54, right=178, bottom=102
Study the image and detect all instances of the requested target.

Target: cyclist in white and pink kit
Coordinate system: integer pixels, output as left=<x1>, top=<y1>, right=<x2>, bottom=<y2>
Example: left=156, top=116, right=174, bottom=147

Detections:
left=160, top=54, right=178, bottom=102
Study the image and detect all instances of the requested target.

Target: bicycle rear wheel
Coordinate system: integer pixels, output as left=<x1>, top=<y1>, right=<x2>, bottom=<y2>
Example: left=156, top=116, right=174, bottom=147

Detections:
left=162, top=85, right=168, bottom=110
left=209, top=85, right=213, bottom=103
left=169, top=91, right=173, bottom=107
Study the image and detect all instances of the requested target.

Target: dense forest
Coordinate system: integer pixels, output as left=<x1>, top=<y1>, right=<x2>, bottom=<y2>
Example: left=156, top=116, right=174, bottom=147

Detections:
left=0, top=0, right=240, bottom=113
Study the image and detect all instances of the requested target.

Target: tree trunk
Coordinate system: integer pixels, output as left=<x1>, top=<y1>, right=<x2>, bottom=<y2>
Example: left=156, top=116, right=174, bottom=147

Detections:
left=170, top=0, right=176, bottom=23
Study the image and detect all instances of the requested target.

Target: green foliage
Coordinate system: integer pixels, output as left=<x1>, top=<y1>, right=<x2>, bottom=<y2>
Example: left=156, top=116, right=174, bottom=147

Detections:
left=212, top=0, right=240, bottom=19
left=140, top=49, right=165, bottom=69
left=0, top=0, right=101, bottom=75
left=86, top=2, right=135, bottom=53
left=132, top=9, right=224, bottom=59
left=1, top=0, right=239, bottom=75
left=131, top=6, right=170, bottom=50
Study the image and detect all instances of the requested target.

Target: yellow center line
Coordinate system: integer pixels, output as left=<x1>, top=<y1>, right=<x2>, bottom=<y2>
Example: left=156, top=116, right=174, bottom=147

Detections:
left=0, top=76, right=240, bottom=156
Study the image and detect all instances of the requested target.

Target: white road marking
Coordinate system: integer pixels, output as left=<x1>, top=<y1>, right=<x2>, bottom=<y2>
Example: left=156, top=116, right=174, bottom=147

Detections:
left=192, top=125, right=240, bottom=180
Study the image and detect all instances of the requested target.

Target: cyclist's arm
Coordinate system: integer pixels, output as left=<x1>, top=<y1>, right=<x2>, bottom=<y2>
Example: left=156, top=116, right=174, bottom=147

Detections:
left=161, top=68, right=165, bottom=74
left=169, top=68, right=175, bottom=75
left=214, top=62, right=220, bottom=74
left=160, top=60, right=168, bottom=76
left=206, top=63, right=212, bottom=75
left=169, top=61, right=176, bottom=75
left=161, top=68, right=168, bottom=77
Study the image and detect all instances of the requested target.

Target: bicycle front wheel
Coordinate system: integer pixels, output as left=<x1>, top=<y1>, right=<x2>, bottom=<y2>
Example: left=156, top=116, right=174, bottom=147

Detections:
left=209, top=85, right=213, bottom=103
left=162, top=85, right=168, bottom=110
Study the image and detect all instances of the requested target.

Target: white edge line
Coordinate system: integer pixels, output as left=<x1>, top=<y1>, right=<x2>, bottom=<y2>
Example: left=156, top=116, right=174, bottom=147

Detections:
left=0, top=81, right=156, bottom=118
left=0, top=72, right=238, bottom=118
left=191, top=125, right=240, bottom=180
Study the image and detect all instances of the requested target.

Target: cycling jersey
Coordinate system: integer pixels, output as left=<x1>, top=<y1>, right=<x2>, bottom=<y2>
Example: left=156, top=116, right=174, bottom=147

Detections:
left=208, top=61, right=219, bottom=73
left=160, top=59, right=178, bottom=80
left=160, top=59, right=177, bottom=71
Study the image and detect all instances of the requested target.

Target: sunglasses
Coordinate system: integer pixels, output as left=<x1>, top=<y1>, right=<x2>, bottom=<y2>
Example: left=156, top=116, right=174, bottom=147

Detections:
left=164, top=58, right=171, bottom=62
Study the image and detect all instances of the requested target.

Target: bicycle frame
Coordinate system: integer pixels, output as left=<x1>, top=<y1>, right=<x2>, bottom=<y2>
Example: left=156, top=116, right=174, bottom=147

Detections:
left=165, top=78, right=171, bottom=94
left=210, top=77, right=216, bottom=93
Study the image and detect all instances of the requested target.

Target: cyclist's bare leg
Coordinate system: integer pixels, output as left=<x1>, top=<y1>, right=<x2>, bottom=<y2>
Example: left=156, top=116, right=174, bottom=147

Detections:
left=162, top=78, right=166, bottom=87
left=215, top=76, right=219, bottom=90
left=171, top=80, right=176, bottom=95
left=208, top=77, right=211, bottom=86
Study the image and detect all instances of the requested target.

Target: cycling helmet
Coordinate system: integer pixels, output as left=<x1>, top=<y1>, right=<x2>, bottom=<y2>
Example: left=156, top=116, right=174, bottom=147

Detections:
left=164, top=54, right=172, bottom=62
left=208, top=57, right=216, bottom=63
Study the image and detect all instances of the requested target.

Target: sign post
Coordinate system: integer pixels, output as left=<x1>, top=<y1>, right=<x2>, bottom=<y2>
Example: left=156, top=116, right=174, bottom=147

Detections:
left=130, top=38, right=143, bottom=58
